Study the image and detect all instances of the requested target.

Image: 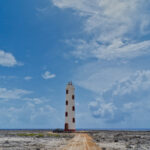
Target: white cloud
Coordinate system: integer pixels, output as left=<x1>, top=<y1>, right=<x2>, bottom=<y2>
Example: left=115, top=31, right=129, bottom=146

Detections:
left=0, top=50, right=19, bottom=67
left=89, top=99, right=117, bottom=119
left=0, top=76, right=16, bottom=80
left=42, top=71, right=56, bottom=79
left=72, top=39, right=150, bottom=60
left=89, top=70, right=150, bottom=124
left=113, top=70, right=150, bottom=96
left=32, top=98, right=43, bottom=104
left=0, top=101, right=57, bottom=128
left=24, top=76, right=32, bottom=80
left=52, top=0, right=150, bottom=60
left=23, top=97, right=44, bottom=104
left=0, top=88, right=32, bottom=99
left=74, top=62, right=134, bottom=93
left=52, top=0, right=150, bottom=127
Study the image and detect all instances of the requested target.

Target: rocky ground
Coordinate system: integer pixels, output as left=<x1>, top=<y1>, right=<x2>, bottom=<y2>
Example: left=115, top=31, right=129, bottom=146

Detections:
left=0, top=130, right=150, bottom=150
left=89, top=130, right=150, bottom=150
left=0, top=130, right=73, bottom=150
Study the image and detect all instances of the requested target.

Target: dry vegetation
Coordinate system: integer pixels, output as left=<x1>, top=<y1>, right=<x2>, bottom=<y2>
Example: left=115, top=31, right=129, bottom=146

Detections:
left=0, top=130, right=73, bottom=150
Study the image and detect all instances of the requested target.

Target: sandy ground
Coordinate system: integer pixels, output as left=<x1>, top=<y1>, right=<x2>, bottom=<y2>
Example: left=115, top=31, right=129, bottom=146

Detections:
left=62, top=134, right=102, bottom=150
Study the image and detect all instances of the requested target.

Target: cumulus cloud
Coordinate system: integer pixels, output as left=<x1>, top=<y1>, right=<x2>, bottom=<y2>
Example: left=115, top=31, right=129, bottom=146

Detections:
left=0, top=101, right=57, bottom=128
left=0, top=88, right=32, bottom=99
left=42, top=71, right=56, bottom=79
left=0, top=50, right=19, bottom=67
left=112, top=70, right=150, bottom=96
left=89, top=99, right=117, bottom=120
left=0, top=90, right=59, bottom=128
left=89, top=70, right=150, bottom=123
left=52, top=0, right=150, bottom=60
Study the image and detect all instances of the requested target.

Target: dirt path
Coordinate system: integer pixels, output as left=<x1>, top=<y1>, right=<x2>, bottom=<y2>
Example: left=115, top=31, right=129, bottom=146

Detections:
left=61, top=134, right=102, bottom=150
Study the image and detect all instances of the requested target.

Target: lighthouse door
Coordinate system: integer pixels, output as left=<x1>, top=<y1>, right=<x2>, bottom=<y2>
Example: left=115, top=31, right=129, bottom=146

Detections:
left=65, top=123, right=69, bottom=130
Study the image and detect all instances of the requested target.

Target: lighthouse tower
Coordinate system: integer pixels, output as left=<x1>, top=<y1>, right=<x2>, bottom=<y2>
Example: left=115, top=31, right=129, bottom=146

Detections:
left=64, top=82, right=76, bottom=132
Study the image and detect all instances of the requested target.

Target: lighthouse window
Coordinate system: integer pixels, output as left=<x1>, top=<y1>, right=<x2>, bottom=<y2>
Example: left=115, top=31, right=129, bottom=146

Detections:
left=72, top=118, right=75, bottom=123
left=66, top=101, right=68, bottom=105
left=72, top=95, right=75, bottom=100
left=72, top=106, right=75, bottom=111
left=66, top=90, right=69, bottom=94
left=65, top=112, right=68, bottom=117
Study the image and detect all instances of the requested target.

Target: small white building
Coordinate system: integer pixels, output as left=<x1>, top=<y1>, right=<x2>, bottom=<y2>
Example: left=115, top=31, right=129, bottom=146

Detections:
left=64, top=82, right=76, bottom=132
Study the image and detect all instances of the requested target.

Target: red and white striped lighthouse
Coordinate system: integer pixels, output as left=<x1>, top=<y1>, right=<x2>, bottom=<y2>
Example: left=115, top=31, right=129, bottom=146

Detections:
left=64, top=82, right=76, bottom=132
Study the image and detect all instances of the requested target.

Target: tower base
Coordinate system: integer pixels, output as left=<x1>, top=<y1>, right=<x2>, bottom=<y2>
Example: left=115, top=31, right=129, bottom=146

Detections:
left=64, top=129, right=76, bottom=132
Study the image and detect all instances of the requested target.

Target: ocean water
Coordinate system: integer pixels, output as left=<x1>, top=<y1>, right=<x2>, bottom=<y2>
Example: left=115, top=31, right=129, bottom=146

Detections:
left=0, top=128, right=150, bottom=131
left=77, top=128, right=150, bottom=131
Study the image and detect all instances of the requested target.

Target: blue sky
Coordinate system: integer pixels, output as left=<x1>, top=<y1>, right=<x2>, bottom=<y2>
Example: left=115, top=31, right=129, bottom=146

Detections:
left=0, top=0, right=150, bottom=129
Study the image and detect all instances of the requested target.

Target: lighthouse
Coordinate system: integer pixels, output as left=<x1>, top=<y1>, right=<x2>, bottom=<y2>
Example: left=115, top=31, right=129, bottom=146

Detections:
left=64, top=82, right=76, bottom=132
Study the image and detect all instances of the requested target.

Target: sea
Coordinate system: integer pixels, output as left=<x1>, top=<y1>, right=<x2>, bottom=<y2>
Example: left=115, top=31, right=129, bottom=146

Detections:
left=0, top=128, right=150, bottom=131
